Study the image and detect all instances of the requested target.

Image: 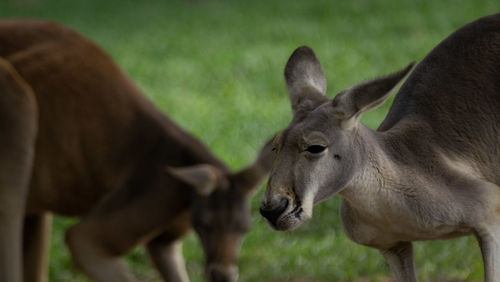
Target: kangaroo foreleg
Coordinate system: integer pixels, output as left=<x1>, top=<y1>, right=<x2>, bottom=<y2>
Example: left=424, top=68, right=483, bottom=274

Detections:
left=65, top=168, right=186, bottom=282
left=475, top=224, right=500, bottom=282
left=379, top=242, right=417, bottom=282
left=147, top=238, right=189, bottom=282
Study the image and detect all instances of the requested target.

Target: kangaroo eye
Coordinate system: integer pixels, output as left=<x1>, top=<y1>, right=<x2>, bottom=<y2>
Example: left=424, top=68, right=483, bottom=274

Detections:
left=305, top=145, right=326, bottom=154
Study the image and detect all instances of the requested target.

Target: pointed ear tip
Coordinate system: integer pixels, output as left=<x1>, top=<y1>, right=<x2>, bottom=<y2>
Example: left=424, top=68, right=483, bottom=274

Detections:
left=296, top=45, right=314, bottom=52
left=404, top=61, right=416, bottom=73
left=291, top=45, right=316, bottom=58
left=392, top=61, right=415, bottom=81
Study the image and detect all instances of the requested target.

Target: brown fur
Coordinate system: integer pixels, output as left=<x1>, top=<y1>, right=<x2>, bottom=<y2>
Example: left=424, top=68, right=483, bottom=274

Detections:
left=261, top=14, right=500, bottom=281
left=0, top=19, right=273, bottom=282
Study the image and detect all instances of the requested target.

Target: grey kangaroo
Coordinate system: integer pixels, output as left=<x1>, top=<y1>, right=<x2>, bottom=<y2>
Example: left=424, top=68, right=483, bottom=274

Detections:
left=0, top=19, right=273, bottom=282
left=260, top=14, right=500, bottom=281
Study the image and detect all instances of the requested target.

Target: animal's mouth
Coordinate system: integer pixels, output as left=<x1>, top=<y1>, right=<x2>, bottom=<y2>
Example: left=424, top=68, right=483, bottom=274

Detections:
left=290, top=202, right=303, bottom=218
left=279, top=202, right=309, bottom=230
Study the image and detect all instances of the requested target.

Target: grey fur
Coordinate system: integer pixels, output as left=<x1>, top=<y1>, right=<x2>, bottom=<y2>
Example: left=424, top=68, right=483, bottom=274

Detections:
left=261, top=14, right=500, bottom=281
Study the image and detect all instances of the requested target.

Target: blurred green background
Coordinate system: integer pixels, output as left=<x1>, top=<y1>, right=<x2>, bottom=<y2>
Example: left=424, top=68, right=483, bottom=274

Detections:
left=1, top=0, right=498, bottom=281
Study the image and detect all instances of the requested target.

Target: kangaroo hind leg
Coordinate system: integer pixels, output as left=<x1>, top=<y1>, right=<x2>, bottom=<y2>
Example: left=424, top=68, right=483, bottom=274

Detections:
left=23, top=213, right=52, bottom=282
left=0, top=57, right=38, bottom=282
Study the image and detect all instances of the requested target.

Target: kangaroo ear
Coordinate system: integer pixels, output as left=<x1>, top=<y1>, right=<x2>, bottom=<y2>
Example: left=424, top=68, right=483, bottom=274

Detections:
left=233, top=136, right=276, bottom=195
left=167, top=164, right=225, bottom=196
left=285, top=46, right=328, bottom=114
left=332, top=62, right=414, bottom=130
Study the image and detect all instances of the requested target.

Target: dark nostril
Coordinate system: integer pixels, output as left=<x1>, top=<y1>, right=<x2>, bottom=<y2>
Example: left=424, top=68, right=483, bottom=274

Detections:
left=260, top=198, right=289, bottom=224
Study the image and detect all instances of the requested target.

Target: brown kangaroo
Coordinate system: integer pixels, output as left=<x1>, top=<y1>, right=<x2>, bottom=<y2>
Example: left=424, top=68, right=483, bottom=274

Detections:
left=0, top=19, right=273, bottom=282
left=260, top=14, right=500, bottom=281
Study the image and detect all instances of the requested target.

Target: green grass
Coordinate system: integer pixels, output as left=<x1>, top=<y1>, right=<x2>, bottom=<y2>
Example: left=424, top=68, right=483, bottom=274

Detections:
left=1, top=0, right=498, bottom=281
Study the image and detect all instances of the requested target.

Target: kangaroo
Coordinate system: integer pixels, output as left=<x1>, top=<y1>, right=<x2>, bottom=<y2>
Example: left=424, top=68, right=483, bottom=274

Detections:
left=260, top=14, right=500, bottom=281
left=0, top=19, right=273, bottom=282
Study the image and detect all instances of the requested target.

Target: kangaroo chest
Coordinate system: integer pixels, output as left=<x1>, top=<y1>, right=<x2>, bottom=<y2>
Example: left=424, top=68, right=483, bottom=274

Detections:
left=338, top=192, right=474, bottom=249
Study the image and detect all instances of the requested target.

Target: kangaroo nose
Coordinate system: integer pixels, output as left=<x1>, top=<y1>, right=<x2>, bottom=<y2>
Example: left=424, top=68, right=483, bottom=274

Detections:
left=206, top=264, right=238, bottom=282
left=260, top=197, right=289, bottom=225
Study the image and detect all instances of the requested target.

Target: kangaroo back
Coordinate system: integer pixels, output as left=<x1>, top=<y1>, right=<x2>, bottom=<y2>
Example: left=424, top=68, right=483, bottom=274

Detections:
left=0, top=19, right=226, bottom=215
left=379, top=14, right=500, bottom=183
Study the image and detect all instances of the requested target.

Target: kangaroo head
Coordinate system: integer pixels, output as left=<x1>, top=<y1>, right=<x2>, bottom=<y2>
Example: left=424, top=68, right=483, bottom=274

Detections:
left=167, top=140, right=273, bottom=282
left=260, top=46, right=413, bottom=231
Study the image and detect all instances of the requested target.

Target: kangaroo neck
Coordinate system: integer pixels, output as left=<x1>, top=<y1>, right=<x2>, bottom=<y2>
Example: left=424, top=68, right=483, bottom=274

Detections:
left=339, top=122, right=424, bottom=205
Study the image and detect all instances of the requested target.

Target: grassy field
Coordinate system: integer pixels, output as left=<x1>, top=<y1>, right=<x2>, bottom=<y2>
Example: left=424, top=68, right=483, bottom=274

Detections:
left=1, top=0, right=499, bottom=281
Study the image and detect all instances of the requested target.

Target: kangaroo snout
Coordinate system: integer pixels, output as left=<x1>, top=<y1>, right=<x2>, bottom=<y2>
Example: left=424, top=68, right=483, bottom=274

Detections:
left=260, top=197, right=289, bottom=225
left=206, top=263, right=238, bottom=282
